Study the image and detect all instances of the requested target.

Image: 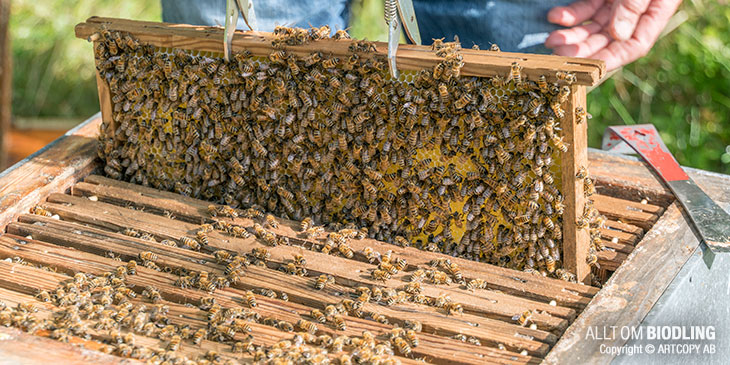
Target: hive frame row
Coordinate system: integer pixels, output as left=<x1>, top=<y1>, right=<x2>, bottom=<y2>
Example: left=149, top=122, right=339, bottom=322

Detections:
left=74, top=17, right=606, bottom=283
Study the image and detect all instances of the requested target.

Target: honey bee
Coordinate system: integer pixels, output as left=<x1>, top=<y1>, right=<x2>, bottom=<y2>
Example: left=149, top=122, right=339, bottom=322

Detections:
left=138, top=251, right=157, bottom=262
left=196, top=230, right=209, bottom=246
left=306, top=309, right=326, bottom=324
left=466, top=279, right=487, bottom=291
left=265, top=214, right=279, bottom=229
left=405, top=330, right=419, bottom=347
left=362, top=247, right=380, bottom=263
left=321, top=57, right=340, bottom=69
left=167, top=335, right=182, bottom=351
left=142, top=286, right=161, bottom=302
left=514, top=310, right=533, bottom=326
left=332, top=315, right=346, bottom=330
left=290, top=254, right=306, bottom=267
left=556, top=71, right=576, bottom=84
left=232, top=318, right=253, bottom=333
left=371, top=269, right=390, bottom=282
left=180, top=236, right=200, bottom=250
left=507, top=62, right=522, bottom=85
left=36, top=290, right=51, bottom=302
left=314, top=274, right=335, bottom=290
left=297, top=319, right=318, bottom=334
left=575, top=106, right=592, bottom=124
left=437, top=83, right=448, bottom=104
left=214, top=250, right=232, bottom=263
left=393, top=337, right=411, bottom=355
left=192, top=328, right=208, bottom=345
left=404, top=282, right=421, bottom=295
left=448, top=302, right=464, bottom=315
left=232, top=341, right=255, bottom=354
left=555, top=268, right=577, bottom=282
left=394, top=236, right=410, bottom=248
left=50, top=328, right=70, bottom=342
left=333, top=29, right=350, bottom=39
left=277, top=320, right=294, bottom=332
left=244, top=291, right=257, bottom=308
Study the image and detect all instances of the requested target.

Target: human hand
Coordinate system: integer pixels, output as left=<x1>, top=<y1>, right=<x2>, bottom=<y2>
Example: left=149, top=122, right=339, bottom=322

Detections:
left=545, top=0, right=682, bottom=71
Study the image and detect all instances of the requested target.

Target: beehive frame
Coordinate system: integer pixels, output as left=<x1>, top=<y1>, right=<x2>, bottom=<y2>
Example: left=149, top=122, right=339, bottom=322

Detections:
left=75, top=17, right=605, bottom=283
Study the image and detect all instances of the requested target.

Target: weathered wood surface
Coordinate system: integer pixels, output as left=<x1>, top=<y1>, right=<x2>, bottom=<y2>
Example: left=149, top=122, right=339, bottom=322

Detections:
left=28, top=191, right=575, bottom=331
left=546, top=149, right=730, bottom=364
left=74, top=17, right=605, bottom=86
left=74, top=174, right=599, bottom=302
left=562, top=85, right=590, bottom=283
left=0, top=326, right=137, bottom=365
left=0, top=164, right=676, bottom=363
left=0, top=227, right=540, bottom=363
left=0, top=114, right=101, bottom=229
left=544, top=203, right=699, bottom=364
left=5, top=106, right=728, bottom=363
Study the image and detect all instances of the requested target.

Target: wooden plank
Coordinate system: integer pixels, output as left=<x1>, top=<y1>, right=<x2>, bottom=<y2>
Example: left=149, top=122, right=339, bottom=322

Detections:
left=592, top=194, right=663, bottom=215
left=544, top=203, right=699, bottom=364
left=0, top=288, right=247, bottom=363
left=0, top=235, right=540, bottom=364
left=593, top=194, right=662, bottom=230
left=600, top=239, right=634, bottom=254
left=8, top=215, right=565, bottom=349
left=588, top=150, right=673, bottom=205
left=74, top=17, right=605, bottom=86
left=4, top=221, right=559, bottom=351
left=598, top=227, right=639, bottom=246
left=74, top=175, right=599, bottom=303
left=0, top=326, right=135, bottom=365
left=0, top=114, right=101, bottom=229
left=45, top=189, right=582, bottom=320
left=595, top=250, right=627, bottom=271
left=0, top=263, right=334, bottom=364
left=603, top=219, right=644, bottom=236
left=33, top=194, right=576, bottom=329
left=562, top=85, right=590, bottom=283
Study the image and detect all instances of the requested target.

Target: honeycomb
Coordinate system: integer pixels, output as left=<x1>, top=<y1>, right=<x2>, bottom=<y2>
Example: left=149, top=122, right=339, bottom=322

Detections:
left=93, top=27, right=602, bottom=278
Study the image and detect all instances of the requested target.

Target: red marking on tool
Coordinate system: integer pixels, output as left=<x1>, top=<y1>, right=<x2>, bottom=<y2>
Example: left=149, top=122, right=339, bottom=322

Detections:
left=617, top=126, right=689, bottom=182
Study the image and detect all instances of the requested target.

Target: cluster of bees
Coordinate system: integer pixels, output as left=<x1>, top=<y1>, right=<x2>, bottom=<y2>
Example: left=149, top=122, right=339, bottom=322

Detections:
left=0, top=253, right=419, bottom=364
left=92, top=26, right=605, bottom=279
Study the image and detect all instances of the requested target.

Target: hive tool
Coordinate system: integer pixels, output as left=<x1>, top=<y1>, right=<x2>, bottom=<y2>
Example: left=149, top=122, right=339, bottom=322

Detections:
left=384, top=0, right=422, bottom=78
left=603, top=124, right=730, bottom=267
left=224, top=0, right=257, bottom=62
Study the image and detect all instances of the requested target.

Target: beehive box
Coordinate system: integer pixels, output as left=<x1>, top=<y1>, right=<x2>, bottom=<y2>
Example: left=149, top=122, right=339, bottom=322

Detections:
left=74, top=17, right=605, bottom=283
left=0, top=111, right=681, bottom=365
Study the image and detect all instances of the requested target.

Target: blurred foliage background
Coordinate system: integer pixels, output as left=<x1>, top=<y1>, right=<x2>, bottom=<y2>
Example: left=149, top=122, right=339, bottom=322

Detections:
left=8, top=0, right=730, bottom=173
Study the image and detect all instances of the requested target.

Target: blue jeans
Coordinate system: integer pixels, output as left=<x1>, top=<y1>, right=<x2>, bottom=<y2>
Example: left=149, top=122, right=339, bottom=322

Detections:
left=161, top=0, right=572, bottom=54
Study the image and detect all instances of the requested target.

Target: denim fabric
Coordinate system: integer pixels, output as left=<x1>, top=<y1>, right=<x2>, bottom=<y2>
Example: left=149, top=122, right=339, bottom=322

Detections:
left=413, top=0, right=574, bottom=54
left=161, top=0, right=350, bottom=34
left=161, top=0, right=569, bottom=54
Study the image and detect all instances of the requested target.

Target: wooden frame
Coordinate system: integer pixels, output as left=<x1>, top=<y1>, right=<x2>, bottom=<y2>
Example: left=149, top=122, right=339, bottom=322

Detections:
left=74, top=17, right=604, bottom=283
left=1, top=113, right=722, bottom=363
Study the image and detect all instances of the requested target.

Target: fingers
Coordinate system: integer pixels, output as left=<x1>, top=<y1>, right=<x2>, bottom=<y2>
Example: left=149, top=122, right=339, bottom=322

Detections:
left=632, top=0, right=682, bottom=46
left=589, top=39, right=643, bottom=70
left=547, top=0, right=606, bottom=26
left=609, top=0, right=652, bottom=40
left=594, top=0, right=682, bottom=70
left=545, top=22, right=603, bottom=48
left=553, top=32, right=612, bottom=57
left=545, top=4, right=612, bottom=48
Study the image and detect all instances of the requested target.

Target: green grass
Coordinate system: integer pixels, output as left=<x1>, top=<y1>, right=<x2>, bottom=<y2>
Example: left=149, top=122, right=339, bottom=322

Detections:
left=10, top=0, right=160, bottom=118
left=10, top=0, right=730, bottom=174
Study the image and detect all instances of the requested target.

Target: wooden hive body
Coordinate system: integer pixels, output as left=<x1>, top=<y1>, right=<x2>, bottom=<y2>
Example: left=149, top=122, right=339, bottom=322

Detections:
left=0, top=110, right=687, bottom=365
left=75, top=17, right=605, bottom=282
